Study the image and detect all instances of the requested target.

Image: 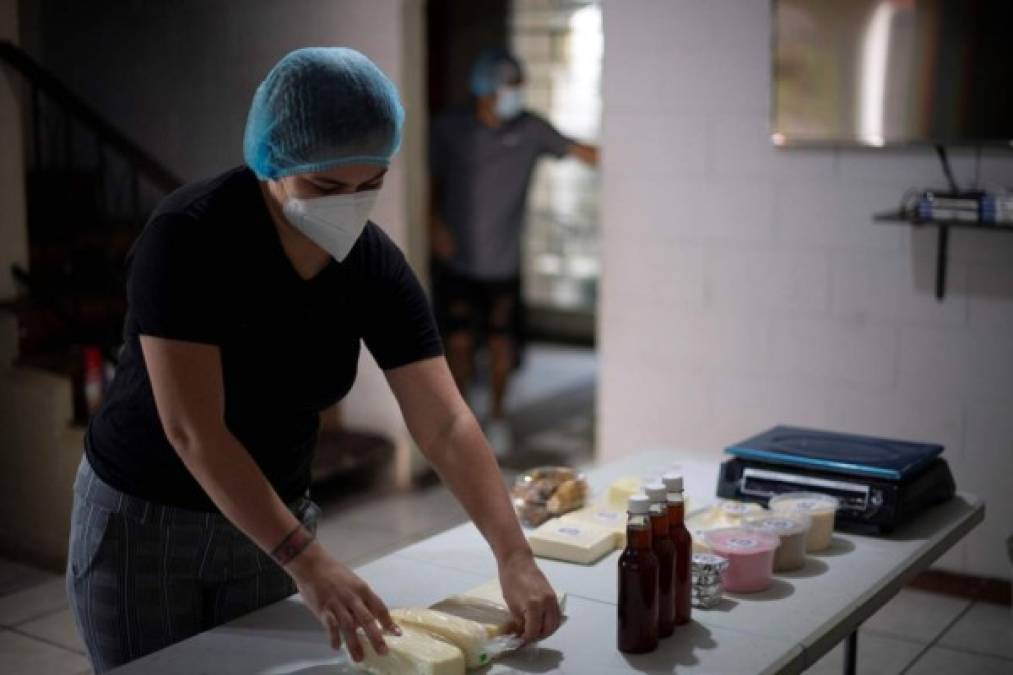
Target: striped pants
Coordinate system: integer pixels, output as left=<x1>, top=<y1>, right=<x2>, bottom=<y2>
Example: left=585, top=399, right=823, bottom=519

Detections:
left=66, top=457, right=319, bottom=673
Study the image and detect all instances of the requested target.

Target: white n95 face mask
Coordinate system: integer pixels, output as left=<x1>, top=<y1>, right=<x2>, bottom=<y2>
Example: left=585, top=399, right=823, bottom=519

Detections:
left=494, top=86, right=524, bottom=121
left=282, top=190, right=379, bottom=262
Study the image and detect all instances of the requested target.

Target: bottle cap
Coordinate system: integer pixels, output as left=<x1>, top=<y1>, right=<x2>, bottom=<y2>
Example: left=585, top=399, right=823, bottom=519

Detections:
left=644, top=482, right=667, bottom=502
left=627, top=494, right=652, bottom=514
left=662, top=473, right=684, bottom=491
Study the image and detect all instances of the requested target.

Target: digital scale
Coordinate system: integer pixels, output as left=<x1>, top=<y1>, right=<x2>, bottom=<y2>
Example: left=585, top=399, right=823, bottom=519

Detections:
left=716, top=426, right=956, bottom=532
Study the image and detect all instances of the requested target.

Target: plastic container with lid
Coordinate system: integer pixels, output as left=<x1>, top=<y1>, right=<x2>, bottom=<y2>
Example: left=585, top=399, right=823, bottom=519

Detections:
left=701, top=528, right=779, bottom=593
left=768, top=492, right=839, bottom=553
left=742, top=513, right=811, bottom=572
left=717, top=500, right=765, bottom=526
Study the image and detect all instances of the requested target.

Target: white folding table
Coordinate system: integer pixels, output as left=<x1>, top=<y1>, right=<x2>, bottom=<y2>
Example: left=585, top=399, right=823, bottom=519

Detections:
left=108, top=450, right=983, bottom=674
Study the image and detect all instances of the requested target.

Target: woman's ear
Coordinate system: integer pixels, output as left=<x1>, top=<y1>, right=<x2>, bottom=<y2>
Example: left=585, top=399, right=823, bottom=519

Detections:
left=268, top=176, right=290, bottom=204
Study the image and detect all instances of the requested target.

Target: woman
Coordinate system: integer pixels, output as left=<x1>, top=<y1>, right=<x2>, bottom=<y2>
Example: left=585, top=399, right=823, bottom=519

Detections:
left=67, top=47, right=561, bottom=673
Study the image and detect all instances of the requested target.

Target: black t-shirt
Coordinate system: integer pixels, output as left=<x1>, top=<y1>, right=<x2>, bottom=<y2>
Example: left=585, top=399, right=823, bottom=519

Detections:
left=86, top=166, right=443, bottom=511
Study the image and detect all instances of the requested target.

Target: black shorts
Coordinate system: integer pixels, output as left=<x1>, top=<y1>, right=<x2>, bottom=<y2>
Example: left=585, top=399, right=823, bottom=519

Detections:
left=432, top=262, right=521, bottom=341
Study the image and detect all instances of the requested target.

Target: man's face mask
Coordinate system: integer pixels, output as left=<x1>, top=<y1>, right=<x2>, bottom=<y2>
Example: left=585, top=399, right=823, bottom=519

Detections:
left=282, top=190, right=379, bottom=262
left=494, top=85, right=524, bottom=121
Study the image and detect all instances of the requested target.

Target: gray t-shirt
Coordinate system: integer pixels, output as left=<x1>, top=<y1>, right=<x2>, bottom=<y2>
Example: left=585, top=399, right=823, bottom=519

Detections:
left=430, top=109, right=572, bottom=281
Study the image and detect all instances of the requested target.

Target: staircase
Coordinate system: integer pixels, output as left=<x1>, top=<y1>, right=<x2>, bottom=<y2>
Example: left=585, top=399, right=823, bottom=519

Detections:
left=0, top=39, right=183, bottom=424
left=0, top=41, right=183, bottom=569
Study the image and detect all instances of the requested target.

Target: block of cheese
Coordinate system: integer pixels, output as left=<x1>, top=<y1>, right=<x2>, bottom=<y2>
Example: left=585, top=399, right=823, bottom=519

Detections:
left=353, top=624, right=464, bottom=675
left=431, top=578, right=568, bottom=640
left=457, top=578, right=567, bottom=612
left=604, top=476, right=642, bottom=510
left=560, top=505, right=627, bottom=547
left=527, top=519, right=615, bottom=564
left=429, top=595, right=515, bottom=637
left=390, top=608, right=490, bottom=668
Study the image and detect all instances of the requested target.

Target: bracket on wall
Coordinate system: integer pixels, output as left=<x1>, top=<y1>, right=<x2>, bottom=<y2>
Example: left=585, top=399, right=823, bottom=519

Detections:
left=874, top=211, right=1013, bottom=300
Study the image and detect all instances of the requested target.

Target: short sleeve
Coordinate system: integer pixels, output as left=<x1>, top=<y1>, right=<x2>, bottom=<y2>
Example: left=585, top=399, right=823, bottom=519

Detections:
left=529, top=113, right=573, bottom=158
left=127, top=214, right=224, bottom=345
left=358, top=225, right=444, bottom=370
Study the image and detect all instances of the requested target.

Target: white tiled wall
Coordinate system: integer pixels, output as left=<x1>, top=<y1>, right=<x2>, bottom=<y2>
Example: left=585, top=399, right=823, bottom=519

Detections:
left=599, top=0, right=1013, bottom=579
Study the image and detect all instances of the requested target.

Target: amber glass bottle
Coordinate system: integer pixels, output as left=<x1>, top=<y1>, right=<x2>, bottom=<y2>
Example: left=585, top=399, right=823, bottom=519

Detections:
left=644, top=482, right=676, bottom=637
left=663, top=473, right=692, bottom=625
left=617, top=494, right=659, bottom=653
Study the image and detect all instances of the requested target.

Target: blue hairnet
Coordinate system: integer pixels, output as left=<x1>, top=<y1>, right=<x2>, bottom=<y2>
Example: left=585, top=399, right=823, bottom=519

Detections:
left=468, top=48, right=524, bottom=97
left=244, top=47, right=404, bottom=180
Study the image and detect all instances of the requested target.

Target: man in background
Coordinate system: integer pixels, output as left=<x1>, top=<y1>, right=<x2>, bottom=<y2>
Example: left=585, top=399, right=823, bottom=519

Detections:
left=429, top=48, right=598, bottom=456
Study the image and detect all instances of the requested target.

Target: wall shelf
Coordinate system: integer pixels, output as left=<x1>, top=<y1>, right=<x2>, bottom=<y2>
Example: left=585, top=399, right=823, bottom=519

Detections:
left=874, top=211, right=1013, bottom=300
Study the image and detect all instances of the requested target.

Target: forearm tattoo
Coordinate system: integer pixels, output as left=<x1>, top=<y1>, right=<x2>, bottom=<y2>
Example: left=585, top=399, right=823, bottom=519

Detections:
left=270, top=524, right=315, bottom=566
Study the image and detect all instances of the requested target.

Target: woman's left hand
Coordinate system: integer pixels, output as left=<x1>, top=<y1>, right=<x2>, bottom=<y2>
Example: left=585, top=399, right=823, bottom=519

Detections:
left=498, top=549, right=562, bottom=644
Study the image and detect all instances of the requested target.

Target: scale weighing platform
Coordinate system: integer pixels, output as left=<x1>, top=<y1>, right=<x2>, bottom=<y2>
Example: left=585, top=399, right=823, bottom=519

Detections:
left=716, top=426, right=956, bottom=532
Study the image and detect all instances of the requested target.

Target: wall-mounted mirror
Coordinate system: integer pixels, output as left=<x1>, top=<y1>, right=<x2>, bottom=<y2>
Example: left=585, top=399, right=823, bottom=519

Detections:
left=772, top=0, right=1013, bottom=147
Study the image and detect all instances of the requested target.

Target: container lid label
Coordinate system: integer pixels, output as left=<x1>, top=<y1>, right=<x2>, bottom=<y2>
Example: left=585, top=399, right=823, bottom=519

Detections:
left=727, top=537, right=756, bottom=548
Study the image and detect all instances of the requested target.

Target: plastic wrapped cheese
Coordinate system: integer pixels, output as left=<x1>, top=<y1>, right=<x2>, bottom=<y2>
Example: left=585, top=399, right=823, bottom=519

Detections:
left=560, top=505, right=627, bottom=546
left=457, top=578, right=567, bottom=613
left=604, top=476, right=642, bottom=510
left=389, top=608, right=491, bottom=668
left=429, top=596, right=516, bottom=637
left=352, top=624, right=464, bottom=675
left=527, top=519, right=615, bottom=564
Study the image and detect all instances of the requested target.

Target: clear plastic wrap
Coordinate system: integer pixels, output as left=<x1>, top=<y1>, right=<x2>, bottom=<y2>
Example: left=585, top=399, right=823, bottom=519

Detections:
left=390, top=608, right=522, bottom=669
left=430, top=596, right=516, bottom=637
left=510, top=466, right=588, bottom=526
left=349, top=624, right=464, bottom=675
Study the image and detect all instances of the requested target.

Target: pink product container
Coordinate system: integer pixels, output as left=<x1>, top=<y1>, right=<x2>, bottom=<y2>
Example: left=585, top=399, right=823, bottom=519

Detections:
left=702, top=528, right=780, bottom=593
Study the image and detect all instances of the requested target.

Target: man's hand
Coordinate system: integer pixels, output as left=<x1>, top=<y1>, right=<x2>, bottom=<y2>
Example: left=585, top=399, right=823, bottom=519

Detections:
left=497, top=549, right=562, bottom=644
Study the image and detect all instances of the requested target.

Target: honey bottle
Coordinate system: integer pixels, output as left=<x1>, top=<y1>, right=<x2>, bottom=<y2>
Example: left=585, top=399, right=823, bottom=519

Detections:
left=663, top=473, right=692, bottom=625
left=617, top=494, right=659, bottom=653
left=645, top=482, right=676, bottom=637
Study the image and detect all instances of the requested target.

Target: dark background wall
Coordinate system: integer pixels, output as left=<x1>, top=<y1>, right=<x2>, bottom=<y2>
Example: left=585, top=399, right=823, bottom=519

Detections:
left=18, top=0, right=410, bottom=183
left=426, top=0, right=508, bottom=116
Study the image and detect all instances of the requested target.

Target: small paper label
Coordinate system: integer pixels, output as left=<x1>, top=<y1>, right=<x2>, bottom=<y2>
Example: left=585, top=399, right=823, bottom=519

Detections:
left=727, top=537, right=756, bottom=548
left=557, top=526, right=583, bottom=537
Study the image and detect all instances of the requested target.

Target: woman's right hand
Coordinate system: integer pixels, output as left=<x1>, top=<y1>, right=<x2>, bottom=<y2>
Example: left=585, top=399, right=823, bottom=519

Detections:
left=286, top=542, right=400, bottom=662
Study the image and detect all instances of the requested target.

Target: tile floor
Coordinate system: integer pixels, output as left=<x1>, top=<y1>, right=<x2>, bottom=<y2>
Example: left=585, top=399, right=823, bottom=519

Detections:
left=1, top=345, right=1010, bottom=674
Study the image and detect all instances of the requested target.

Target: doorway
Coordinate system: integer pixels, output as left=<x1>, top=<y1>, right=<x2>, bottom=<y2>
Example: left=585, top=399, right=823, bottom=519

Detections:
left=425, top=0, right=602, bottom=467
